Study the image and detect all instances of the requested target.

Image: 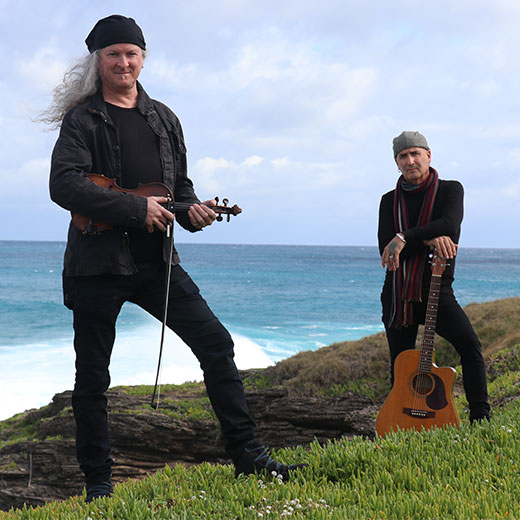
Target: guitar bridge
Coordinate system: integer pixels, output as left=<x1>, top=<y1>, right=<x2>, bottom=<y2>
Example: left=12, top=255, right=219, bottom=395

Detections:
left=403, top=407, right=435, bottom=419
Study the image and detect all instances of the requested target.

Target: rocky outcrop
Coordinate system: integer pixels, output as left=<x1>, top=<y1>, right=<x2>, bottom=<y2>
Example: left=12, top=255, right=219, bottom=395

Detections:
left=0, top=384, right=376, bottom=511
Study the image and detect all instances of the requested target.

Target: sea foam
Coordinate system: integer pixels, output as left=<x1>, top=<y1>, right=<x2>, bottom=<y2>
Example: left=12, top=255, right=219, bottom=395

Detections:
left=0, top=322, right=272, bottom=421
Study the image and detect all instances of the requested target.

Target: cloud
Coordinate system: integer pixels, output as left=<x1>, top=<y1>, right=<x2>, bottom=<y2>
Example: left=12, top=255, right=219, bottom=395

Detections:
left=1, top=1, right=519, bottom=246
left=150, top=28, right=379, bottom=137
left=1, top=158, right=50, bottom=205
left=16, top=48, right=67, bottom=92
left=243, top=155, right=263, bottom=167
left=507, top=147, right=520, bottom=168
left=146, top=59, right=198, bottom=88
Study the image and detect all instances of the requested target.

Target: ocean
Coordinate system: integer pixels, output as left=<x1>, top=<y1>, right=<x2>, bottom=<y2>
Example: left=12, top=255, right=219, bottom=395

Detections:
left=1, top=241, right=519, bottom=420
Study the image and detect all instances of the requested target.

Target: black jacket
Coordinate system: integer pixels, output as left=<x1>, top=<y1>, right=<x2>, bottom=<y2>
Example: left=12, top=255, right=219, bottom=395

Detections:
left=50, top=83, right=199, bottom=276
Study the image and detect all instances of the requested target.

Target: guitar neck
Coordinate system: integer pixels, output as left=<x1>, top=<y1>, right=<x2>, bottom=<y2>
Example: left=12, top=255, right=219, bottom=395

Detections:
left=419, top=272, right=442, bottom=372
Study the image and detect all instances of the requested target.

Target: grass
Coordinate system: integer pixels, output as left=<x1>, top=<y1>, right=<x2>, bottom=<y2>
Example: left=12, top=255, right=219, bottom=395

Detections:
left=0, top=415, right=38, bottom=449
left=117, top=382, right=206, bottom=398
left=1, top=298, right=519, bottom=519
left=2, top=344, right=520, bottom=519
left=1, top=402, right=519, bottom=518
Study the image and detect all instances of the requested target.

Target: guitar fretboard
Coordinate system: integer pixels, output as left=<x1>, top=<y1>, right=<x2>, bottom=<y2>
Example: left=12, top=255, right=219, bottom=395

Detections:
left=418, top=273, right=442, bottom=373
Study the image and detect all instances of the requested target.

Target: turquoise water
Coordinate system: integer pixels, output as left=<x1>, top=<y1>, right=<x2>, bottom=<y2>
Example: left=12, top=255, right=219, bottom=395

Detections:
left=0, top=241, right=519, bottom=419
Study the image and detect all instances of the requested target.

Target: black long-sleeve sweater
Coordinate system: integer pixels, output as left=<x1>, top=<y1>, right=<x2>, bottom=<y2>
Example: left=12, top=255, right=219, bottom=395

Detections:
left=378, top=177, right=464, bottom=299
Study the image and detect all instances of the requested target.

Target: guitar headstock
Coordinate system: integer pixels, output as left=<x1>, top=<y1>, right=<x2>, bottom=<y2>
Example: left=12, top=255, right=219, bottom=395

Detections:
left=430, top=249, right=448, bottom=276
left=213, top=197, right=242, bottom=222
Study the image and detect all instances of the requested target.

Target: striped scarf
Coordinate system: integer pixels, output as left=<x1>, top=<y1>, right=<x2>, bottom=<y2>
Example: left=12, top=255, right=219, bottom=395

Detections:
left=389, top=167, right=439, bottom=328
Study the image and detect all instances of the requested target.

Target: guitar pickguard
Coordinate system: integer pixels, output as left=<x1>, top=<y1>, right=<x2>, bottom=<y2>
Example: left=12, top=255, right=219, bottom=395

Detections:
left=426, top=374, right=448, bottom=410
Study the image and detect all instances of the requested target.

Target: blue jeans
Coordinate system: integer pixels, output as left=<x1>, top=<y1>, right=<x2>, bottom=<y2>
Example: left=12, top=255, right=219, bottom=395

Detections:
left=64, top=263, right=256, bottom=486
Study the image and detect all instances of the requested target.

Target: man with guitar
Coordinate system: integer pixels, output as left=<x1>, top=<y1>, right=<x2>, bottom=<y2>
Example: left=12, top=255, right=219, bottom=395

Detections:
left=378, top=131, right=490, bottom=427
left=48, top=15, right=304, bottom=503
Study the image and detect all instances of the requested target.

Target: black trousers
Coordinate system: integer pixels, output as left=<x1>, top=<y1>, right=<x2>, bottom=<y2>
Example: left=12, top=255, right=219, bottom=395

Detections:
left=65, top=262, right=256, bottom=486
left=382, top=288, right=490, bottom=421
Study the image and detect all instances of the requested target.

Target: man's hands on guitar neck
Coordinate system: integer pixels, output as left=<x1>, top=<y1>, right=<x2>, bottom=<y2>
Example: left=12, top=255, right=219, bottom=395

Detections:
left=382, top=234, right=458, bottom=272
left=423, top=235, right=458, bottom=260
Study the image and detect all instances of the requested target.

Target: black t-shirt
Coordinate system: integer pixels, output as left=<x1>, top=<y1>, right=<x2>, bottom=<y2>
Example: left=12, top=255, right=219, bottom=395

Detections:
left=106, top=103, right=164, bottom=262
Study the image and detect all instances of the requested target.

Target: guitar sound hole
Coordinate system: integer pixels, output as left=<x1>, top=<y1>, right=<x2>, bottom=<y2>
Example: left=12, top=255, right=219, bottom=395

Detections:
left=411, top=373, right=434, bottom=396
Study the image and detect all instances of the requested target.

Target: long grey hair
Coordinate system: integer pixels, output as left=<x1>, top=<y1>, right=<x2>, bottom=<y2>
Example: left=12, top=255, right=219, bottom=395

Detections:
left=39, top=48, right=147, bottom=128
left=38, top=51, right=101, bottom=128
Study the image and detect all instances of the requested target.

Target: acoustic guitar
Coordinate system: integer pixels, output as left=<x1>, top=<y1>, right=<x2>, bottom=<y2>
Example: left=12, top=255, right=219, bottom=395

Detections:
left=375, top=250, right=460, bottom=437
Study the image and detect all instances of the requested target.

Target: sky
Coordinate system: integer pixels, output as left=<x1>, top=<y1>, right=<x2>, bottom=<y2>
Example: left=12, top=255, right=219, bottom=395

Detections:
left=1, top=0, right=519, bottom=248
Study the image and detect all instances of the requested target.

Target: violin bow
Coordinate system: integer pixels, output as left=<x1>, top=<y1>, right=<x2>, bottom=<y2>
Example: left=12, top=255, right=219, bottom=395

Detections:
left=150, top=219, right=175, bottom=410
left=149, top=196, right=242, bottom=409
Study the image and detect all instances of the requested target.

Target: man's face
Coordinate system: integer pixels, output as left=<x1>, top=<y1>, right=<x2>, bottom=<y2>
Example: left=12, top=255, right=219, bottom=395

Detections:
left=395, top=147, right=431, bottom=185
left=98, top=43, right=144, bottom=93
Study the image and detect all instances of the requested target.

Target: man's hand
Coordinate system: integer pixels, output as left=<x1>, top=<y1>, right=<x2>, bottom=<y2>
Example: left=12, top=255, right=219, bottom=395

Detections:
left=145, top=196, right=174, bottom=233
left=423, top=236, right=458, bottom=259
left=381, top=236, right=405, bottom=271
left=188, top=200, right=217, bottom=230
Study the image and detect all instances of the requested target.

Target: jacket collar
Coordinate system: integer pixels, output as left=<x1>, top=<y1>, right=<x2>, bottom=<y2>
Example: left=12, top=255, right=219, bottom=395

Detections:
left=87, top=82, right=154, bottom=117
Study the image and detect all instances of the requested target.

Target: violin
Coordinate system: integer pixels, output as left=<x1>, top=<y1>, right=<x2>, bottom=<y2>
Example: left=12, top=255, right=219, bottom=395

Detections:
left=71, top=173, right=242, bottom=235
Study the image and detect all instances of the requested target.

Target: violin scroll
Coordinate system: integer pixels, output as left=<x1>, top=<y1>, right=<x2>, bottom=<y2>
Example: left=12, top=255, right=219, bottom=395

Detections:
left=214, top=196, right=242, bottom=222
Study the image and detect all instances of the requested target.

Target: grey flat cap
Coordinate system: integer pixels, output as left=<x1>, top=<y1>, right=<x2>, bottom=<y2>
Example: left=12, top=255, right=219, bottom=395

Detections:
left=393, top=131, right=429, bottom=157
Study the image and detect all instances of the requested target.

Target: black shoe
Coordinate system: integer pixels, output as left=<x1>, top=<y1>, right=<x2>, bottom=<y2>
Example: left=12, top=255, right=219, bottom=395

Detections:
left=233, top=443, right=307, bottom=479
left=85, top=481, right=113, bottom=503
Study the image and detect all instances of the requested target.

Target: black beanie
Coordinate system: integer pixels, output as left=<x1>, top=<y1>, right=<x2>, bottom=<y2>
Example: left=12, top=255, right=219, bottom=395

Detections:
left=85, top=15, right=146, bottom=53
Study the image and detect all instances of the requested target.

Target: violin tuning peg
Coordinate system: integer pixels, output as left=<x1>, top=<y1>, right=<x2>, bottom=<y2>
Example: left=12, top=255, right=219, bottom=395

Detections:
left=214, top=196, right=219, bottom=204
left=216, top=215, right=223, bottom=222
left=227, top=214, right=231, bottom=222
left=223, top=198, right=229, bottom=206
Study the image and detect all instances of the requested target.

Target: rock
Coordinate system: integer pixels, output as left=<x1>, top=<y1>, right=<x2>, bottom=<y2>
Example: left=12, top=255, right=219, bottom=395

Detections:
left=0, top=385, right=376, bottom=511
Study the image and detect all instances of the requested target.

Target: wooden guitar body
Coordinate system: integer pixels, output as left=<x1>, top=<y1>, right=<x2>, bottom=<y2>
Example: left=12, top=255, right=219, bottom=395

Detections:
left=375, top=250, right=461, bottom=437
left=375, top=348, right=460, bottom=436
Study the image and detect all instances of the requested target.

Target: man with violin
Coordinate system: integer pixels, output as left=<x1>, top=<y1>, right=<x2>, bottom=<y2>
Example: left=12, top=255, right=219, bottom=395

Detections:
left=48, top=15, right=304, bottom=503
left=378, top=131, right=490, bottom=424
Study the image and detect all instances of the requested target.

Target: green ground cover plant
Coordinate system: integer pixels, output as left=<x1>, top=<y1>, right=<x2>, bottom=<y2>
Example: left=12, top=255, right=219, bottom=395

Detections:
left=2, top=353, right=519, bottom=520
left=1, top=299, right=518, bottom=519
